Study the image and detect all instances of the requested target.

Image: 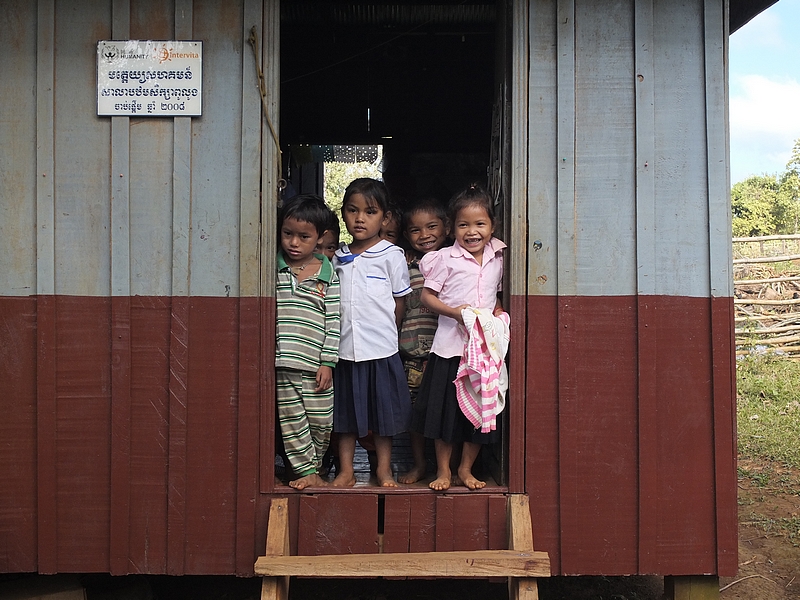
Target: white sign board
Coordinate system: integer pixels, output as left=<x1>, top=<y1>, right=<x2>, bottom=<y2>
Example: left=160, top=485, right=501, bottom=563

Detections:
left=97, top=40, right=202, bottom=116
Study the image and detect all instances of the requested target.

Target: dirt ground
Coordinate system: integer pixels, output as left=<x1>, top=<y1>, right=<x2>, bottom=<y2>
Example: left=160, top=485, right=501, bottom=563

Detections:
left=718, top=457, right=800, bottom=600
left=3, top=460, right=799, bottom=599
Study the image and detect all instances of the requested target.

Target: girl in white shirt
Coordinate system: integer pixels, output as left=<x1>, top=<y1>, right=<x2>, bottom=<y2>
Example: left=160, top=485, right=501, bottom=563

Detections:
left=332, top=178, right=412, bottom=487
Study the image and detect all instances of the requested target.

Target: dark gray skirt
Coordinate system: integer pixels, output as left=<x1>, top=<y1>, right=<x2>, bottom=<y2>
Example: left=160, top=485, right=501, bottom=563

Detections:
left=333, top=354, right=412, bottom=438
left=411, top=353, right=499, bottom=445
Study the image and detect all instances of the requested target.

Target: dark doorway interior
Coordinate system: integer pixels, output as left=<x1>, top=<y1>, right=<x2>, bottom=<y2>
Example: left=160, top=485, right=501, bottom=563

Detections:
left=280, top=1, right=497, bottom=203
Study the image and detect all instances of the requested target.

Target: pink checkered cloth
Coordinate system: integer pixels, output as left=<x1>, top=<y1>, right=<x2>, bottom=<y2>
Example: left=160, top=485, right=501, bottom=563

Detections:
left=454, top=308, right=510, bottom=433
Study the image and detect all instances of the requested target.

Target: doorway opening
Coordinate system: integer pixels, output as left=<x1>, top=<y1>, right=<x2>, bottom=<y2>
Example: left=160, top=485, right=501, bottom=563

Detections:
left=276, top=0, right=510, bottom=489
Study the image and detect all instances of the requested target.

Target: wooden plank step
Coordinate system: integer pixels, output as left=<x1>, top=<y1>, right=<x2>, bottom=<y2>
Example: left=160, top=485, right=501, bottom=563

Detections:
left=255, top=549, right=550, bottom=578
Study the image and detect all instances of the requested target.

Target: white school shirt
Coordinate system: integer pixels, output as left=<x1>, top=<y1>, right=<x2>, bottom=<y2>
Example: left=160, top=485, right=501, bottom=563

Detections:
left=334, top=239, right=412, bottom=361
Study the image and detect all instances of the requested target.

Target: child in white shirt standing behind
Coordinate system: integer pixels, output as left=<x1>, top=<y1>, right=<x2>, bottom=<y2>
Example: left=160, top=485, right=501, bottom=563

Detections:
left=411, top=183, right=506, bottom=491
left=332, top=178, right=412, bottom=487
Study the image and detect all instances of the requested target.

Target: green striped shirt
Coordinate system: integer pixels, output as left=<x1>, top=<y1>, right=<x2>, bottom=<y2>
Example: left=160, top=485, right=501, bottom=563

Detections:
left=276, top=251, right=340, bottom=371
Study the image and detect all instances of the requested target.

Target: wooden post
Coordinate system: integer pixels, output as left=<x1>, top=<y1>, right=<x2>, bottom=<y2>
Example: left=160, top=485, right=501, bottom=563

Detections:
left=261, top=498, right=290, bottom=600
left=664, top=575, right=719, bottom=600
left=508, top=494, right=540, bottom=600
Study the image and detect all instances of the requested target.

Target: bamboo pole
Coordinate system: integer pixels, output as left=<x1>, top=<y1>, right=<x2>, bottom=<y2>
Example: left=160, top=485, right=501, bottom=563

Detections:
left=733, top=254, right=800, bottom=265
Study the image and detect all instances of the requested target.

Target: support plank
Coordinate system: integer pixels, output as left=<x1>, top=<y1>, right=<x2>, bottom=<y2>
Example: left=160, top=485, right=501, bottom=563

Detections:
left=508, top=495, right=539, bottom=600
left=255, top=550, right=550, bottom=579
left=665, top=575, right=719, bottom=600
left=261, top=499, right=290, bottom=600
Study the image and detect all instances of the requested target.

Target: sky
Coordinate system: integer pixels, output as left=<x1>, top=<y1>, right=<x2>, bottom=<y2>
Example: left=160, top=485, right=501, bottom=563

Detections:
left=729, top=0, right=800, bottom=184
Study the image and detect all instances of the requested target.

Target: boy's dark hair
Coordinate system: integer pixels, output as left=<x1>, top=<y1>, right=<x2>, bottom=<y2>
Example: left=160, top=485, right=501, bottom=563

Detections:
left=342, top=178, right=390, bottom=214
left=403, top=197, right=448, bottom=231
left=324, top=208, right=340, bottom=239
left=448, top=183, right=495, bottom=225
left=279, top=194, right=331, bottom=237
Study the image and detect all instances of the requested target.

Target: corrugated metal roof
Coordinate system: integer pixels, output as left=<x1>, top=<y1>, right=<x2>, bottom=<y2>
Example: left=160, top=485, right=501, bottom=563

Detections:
left=282, top=3, right=496, bottom=28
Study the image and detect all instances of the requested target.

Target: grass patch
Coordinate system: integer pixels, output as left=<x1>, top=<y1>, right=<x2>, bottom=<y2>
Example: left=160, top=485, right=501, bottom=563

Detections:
left=743, top=513, right=800, bottom=547
left=737, top=354, right=800, bottom=468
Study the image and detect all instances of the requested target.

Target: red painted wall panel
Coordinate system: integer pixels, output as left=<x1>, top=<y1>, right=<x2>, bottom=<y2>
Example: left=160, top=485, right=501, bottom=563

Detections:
left=525, top=294, right=736, bottom=577
left=127, top=297, right=171, bottom=573
left=0, top=298, right=38, bottom=572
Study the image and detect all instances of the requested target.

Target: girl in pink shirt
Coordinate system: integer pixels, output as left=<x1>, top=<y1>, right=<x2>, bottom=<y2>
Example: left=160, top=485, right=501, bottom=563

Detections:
left=411, top=184, right=506, bottom=491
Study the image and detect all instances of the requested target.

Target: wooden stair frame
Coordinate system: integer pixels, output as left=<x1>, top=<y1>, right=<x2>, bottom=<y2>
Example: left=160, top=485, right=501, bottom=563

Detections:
left=255, top=494, right=550, bottom=600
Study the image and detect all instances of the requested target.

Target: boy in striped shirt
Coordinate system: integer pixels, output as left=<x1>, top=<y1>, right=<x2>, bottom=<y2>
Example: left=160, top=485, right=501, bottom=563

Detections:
left=276, top=194, right=341, bottom=489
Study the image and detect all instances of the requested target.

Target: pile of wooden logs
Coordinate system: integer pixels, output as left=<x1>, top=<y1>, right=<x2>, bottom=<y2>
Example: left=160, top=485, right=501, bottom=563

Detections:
left=734, top=235, right=800, bottom=358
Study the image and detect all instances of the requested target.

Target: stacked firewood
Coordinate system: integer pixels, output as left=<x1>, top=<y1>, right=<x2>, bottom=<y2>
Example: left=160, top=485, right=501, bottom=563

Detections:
left=734, top=235, right=800, bottom=357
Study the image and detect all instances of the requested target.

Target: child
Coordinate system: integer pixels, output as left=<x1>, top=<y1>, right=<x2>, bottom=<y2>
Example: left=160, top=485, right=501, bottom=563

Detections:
left=315, top=209, right=340, bottom=260
left=275, top=194, right=341, bottom=490
left=379, top=206, right=403, bottom=247
left=332, top=178, right=412, bottom=487
left=397, top=198, right=451, bottom=484
left=411, top=184, right=506, bottom=491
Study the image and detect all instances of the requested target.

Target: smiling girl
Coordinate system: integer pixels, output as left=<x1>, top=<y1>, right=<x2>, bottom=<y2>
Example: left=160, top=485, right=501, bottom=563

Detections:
left=411, top=183, right=506, bottom=491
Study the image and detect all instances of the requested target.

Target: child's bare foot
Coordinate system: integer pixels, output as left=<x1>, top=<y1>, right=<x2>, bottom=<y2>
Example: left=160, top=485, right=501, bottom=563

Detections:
left=457, top=467, right=485, bottom=490
left=289, top=473, right=327, bottom=490
left=398, top=464, right=426, bottom=484
left=376, top=468, right=398, bottom=487
left=429, top=469, right=451, bottom=491
left=332, top=470, right=357, bottom=487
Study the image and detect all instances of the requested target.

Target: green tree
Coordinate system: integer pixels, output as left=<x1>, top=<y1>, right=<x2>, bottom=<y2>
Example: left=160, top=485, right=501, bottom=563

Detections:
left=731, top=138, right=800, bottom=236
left=731, top=175, right=781, bottom=237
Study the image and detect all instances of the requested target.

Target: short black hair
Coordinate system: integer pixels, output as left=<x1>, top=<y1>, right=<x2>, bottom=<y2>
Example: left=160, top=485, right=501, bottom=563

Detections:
left=403, top=197, right=448, bottom=231
left=278, top=194, right=332, bottom=237
left=342, top=178, right=391, bottom=214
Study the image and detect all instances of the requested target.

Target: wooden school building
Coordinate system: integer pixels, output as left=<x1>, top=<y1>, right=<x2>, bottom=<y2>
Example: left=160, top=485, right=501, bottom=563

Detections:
left=0, top=0, right=774, bottom=595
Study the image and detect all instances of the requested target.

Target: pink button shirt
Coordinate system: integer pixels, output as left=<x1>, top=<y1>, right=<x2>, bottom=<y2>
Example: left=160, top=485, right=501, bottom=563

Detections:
left=419, top=237, right=505, bottom=359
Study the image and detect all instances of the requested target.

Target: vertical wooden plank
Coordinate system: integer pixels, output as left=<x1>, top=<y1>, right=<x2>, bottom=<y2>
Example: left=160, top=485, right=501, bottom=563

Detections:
left=108, top=0, right=132, bottom=575
left=383, top=495, right=411, bottom=554
left=167, top=0, right=193, bottom=575
left=408, top=495, right=436, bottom=553
left=508, top=495, right=540, bottom=600
left=488, top=494, right=508, bottom=551
left=526, top=0, right=561, bottom=575
left=634, top=0, right=658, bottom=575
left=704, top=0, right=737, bottom=576
left=236, top=0, right=264, bottom=574
left=556, top=0, right=576, bottom=297
left=554, top=1, right=577, bottom=571
left=434, top=496, right=454, bottom=552
left=298, top=495, right=379, bottom=556
left=35, top=0, right=57, bottom=575
left=260, top=0, right=281, bottom=494
left=452, top=495, right=489, bottom=551
left=508, top=0, right=529, bottom=494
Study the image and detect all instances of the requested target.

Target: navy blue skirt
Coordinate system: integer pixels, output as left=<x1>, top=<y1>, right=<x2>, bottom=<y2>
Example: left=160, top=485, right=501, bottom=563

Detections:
left=333, top=354, right=412, bottom=438
left=411, top=353, right=499, bottom=445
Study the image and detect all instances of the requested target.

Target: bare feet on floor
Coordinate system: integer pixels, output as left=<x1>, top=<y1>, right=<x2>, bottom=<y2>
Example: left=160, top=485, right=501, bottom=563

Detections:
left=457, top=468, right=485, bottom=490
left=429, top=470, right=451, bottom=491
left=289, top=473, right=327, bottom=490
left=331, top=470, right=357, bottom=487
left=377, top=468, right=399, bottom=487
left=398, top=464, right=427, bottom=484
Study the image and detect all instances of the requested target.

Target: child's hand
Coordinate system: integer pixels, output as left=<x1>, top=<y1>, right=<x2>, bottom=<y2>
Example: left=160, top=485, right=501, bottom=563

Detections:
left=453, top=304, right=470, bottom=324
left=315, top=365, right=333, bottom=391
left=493, top=306, right=505, bottom=317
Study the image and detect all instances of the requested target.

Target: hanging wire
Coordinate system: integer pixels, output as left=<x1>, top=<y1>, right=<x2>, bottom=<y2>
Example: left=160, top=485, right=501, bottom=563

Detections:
left=248, top=26, right=286, bottom=192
